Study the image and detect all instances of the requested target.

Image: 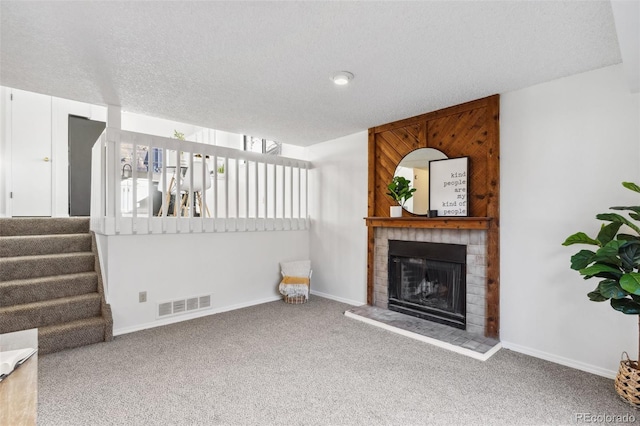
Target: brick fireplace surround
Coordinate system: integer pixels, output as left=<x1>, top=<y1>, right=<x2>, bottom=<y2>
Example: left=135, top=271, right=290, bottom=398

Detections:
left=373, top=226, right=488, bottom=336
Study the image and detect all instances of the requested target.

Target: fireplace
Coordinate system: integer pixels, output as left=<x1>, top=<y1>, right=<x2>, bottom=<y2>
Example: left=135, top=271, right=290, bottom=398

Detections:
left=373, top=227, right=487, bottom=336
left=388, top=240, right=466, bottom=329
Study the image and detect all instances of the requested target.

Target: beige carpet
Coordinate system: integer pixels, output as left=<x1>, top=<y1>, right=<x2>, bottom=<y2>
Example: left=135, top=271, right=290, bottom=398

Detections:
left=38, top=297, right=634, bottom=425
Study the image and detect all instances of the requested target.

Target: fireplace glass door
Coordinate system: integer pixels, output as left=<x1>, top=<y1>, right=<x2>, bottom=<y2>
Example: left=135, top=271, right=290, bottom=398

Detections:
left=388, top=241, right=466, bottom=329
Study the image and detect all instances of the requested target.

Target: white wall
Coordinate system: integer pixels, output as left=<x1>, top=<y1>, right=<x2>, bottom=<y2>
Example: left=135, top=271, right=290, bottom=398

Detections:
left=104, top=230, right=309, bottom=334
left=121, top=111, right=201, bottom=141
left=281, top=143, right=306, bottom=159
left=0, top=87, right=12, bottom=217
left=500, top=64, right=640, bottom=377
left=189, top=128, right=306, bottom=159
left=307, top=131, right=368, bottom=306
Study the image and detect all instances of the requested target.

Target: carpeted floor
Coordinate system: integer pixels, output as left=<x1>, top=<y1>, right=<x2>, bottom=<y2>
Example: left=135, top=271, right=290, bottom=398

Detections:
left=38, top=297, right=634, bottom=425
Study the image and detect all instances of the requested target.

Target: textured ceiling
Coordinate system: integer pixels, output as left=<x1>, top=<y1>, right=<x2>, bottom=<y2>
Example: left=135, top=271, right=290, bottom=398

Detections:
left=0, top=1, right=622, bottom=146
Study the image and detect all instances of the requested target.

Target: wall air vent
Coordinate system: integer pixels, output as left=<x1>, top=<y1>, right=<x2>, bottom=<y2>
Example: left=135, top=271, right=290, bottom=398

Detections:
left=199, top=295, right=211, bottom=308
left=158, top=302, right=172, bottom=317
left=173, top=300, right=186, bottom=314
left=186, top=297, right=198, bottom=311
left=157, top=294, right=213, bottom=318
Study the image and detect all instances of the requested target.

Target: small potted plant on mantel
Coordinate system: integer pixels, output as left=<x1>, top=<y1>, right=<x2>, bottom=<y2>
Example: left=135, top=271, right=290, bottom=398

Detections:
left=562, top=182, right=640, bottom=408
left=386, top=176, right=416, bottom=217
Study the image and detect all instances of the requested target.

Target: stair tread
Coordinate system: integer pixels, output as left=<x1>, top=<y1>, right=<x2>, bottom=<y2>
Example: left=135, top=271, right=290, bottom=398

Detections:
left=0, top=271, right=97, bottom=286
left=0, top=218, right=90, bottom=236
left=0, top=271, right=99, bottom=308
left=38, top=316, right=107, bottom=354
left=0, top=233, right=91, bottom=240
left=0, top=252, right=94, bottom=261
left=0, top=234, right=92, bottom=258
left=39, top=316, right=106, bottom=333
left=0, top=252, right=96, bottom=282
left=0, top=292, right=101, bottom=313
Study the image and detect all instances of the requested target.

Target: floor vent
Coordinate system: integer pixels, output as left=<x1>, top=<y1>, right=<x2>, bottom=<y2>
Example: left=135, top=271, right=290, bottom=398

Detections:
left=157, top=294, right=213, bottom=318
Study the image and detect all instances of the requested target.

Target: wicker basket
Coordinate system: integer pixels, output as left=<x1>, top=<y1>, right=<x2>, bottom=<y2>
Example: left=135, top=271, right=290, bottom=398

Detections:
left=279, top=271, right=310, bottom=305
left=614, top=352, right=640, bottom=408
left=283, top=294, right=308, bottom=305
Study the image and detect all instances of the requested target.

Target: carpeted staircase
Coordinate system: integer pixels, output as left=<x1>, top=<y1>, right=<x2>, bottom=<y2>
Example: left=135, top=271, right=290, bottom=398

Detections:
left=0, top=218, right=113, bottom=354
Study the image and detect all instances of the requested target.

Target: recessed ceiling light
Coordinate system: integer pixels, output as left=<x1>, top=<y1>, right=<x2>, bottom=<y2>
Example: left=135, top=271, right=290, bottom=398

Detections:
left=332, top=71, right=354, bottom=85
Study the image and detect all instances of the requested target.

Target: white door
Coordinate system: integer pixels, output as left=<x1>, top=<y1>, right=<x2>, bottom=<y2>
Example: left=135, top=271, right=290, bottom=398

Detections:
left=11, top=89, right=52, bottom=216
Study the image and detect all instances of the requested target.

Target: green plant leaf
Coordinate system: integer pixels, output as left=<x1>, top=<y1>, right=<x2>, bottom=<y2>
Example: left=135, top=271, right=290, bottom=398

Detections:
left=610, top=206, right=640, bottom=215
left=173, top=129, right=185, bottom=141
left=562, top=232, right=600, bottom=247
left=386, top=185, right=401, bottom=204
left=623, top=182, right=640, bottom=193
left=618, top=234, right=640, bottom=242
left=387, top=176, right=416, bottom=207
left=598, top=279, right=627, bottom=299
left=570, top=250, right=595, bottom=270
left=587, top=290, right=608, bottom=302
left=620, top=273, right=640, bottom=295
left=611, top=297, right=640, bottom=314
left=609, top=205, right=640, bottom=222
left=579, top=263, right=622, bottom=279
left=620, top=242, right=640, bottom=271
left=596, top=213, right=640, bottom=235
left=591, top=240, right=623, bottom=266
left=597, top=222, right=622, bottom=245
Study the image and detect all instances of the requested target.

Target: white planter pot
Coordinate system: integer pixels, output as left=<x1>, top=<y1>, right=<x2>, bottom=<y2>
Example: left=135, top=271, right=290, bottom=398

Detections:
left=390, top=205, right=403, bottom=217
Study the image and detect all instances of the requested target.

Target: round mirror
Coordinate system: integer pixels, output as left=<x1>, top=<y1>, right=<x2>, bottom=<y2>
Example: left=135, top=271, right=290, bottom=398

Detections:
left=394, top=148, right=448, bottom=215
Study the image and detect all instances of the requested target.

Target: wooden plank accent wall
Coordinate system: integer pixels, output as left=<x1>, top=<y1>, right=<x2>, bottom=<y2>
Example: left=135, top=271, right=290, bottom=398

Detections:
left=366, top=95, right=500, bottom=338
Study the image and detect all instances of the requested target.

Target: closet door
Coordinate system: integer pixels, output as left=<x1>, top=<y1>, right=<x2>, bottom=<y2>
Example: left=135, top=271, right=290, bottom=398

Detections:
left=11, top=89, right=52, bottom=216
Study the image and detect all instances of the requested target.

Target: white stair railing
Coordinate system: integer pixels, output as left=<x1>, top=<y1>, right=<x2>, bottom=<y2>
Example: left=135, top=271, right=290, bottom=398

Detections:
left=90, top=128, right=311, bottom=235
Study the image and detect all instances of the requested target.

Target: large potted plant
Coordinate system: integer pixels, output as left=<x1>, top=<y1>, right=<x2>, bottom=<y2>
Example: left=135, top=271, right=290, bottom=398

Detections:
left=562, top=181, right=640, bottom=407
left=387, top=176, right=416, bottom=217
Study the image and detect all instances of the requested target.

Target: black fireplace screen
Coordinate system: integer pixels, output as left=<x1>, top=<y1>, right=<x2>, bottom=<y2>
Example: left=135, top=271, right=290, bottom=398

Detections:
left=388, top=241, right=466, bottom=329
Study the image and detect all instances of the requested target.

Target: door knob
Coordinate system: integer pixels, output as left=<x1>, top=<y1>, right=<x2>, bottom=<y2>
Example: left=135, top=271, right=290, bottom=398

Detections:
left=43, top=157, right=50, bottom=162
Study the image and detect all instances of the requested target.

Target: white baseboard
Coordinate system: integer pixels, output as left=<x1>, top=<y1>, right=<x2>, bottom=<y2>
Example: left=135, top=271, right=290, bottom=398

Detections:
left=501, top=341, right=617, bottom=379
left=310, top=289, right=365, bottom=307
left=114, top=291, right=363, bottom=337
left=113, top=295, right=282, bottom=336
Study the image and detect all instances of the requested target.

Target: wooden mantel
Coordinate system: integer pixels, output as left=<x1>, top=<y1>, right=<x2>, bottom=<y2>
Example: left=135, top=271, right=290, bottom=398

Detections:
left=365, top=217, right=491, bottom=230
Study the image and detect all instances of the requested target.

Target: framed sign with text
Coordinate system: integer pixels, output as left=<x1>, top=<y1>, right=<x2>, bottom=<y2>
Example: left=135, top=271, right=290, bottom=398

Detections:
left=429, top=157, right=469, bottom=217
